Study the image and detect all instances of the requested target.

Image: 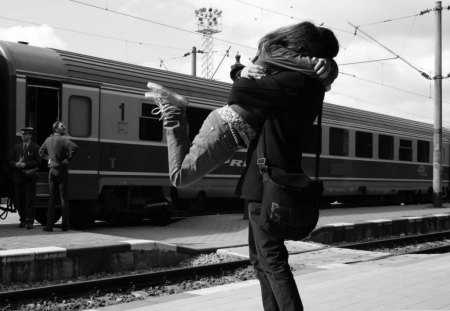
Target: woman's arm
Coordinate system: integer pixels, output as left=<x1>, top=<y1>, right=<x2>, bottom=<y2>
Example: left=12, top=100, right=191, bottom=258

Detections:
left=230, top=70, right=306, bottom=109
left=264, top=48, right=338, bottom=88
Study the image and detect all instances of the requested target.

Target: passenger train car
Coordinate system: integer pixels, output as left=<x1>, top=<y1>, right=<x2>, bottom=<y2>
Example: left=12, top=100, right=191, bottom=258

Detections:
left=0, top=40, right=449, bottom=226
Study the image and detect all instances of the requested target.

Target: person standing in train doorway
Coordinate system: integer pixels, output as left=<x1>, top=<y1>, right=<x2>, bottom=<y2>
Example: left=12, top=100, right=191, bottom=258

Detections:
left=9, top=127, right=41, bottom=229
left=39, top=121, right=79, bottom=232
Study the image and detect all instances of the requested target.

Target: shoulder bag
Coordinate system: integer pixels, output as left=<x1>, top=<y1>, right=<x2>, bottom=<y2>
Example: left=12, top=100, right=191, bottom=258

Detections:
left=256, top=103, right=324, bottom=241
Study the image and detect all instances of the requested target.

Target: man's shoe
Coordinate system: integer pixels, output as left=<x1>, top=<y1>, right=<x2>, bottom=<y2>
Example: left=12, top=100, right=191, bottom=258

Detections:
left=18, top=222, right=26, bottom=228
left=62, top=227, right=69, bottom=232
left=42, top=227, right=53, bottom=232
left=146, top=82, right=189, bottom=108
left=26, top=222, right=34, bottom=229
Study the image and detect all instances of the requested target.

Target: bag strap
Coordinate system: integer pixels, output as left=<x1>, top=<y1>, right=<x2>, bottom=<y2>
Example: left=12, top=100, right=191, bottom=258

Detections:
left=257, top=102, right=323, bottom=178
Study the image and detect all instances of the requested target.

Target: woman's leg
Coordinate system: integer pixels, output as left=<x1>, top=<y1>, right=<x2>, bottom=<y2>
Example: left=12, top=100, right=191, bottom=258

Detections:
left=163, top=108, right=239, bottom=188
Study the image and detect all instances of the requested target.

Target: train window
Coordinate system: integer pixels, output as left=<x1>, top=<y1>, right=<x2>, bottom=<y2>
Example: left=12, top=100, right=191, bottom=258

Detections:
left=355, top=131, right=373, bottom=158
left=417, top=140, right=430, bottom=163
left=399, top=139, right=413, bottom=161
left=139, top=102, right=163, bottom=141
left=186, top=106, right=212, bottom=142
left=378, top=134, right=394, bottom=160
left=68, top=95, right=91, bottom=137
left=329, top=127, right=349, bottom=156
left=302, top=125, right=320, bottom=154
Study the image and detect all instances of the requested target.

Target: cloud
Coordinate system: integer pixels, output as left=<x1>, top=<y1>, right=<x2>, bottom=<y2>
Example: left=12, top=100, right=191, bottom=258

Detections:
left=0, top=24, right=67, bottom=49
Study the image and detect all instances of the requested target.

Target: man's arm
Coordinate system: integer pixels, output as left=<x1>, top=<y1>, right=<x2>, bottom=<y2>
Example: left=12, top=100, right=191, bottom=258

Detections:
left=39, top=140, right=49, bottom=161
left=65, top=139, right=79, bottom=162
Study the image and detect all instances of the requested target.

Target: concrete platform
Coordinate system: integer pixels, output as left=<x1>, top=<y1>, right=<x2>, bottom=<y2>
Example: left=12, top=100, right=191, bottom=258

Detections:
left=92, top=252, right=450, bottom=311
left=1, top=204, right=449, bottom=283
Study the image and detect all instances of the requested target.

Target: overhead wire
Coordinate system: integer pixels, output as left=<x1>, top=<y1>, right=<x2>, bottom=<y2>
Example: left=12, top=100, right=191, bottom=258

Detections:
left=0, top=15, right=187, bottom=52
left=68, top=0, right=256, bottom=50
left=340, top=71, right=450, bottom=106
left=4, top=1, right=447, bottom=113
left=328, top=89, right=450, bottom=127
left=356, top=5, right=450, bottom=29
left=355, top=8, right=433, bottom=28
left=231, top=0, right=355, bottom=35
left=400, top=15, right=417, bottom=55
left=339, top=57, right=398, bottom=66
left=348, top=22, right=433, bottom=80
left=339, top=71, right=431, bottom=99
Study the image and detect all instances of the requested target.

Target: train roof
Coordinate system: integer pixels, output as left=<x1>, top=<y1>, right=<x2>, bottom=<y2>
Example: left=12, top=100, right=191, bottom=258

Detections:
left=0, top=40, right=448, bottom=139
left=0, top=40, right=230, bottom=103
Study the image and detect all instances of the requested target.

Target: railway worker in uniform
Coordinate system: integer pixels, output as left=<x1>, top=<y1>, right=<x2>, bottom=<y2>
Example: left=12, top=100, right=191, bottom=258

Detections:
left=147, top=22, right=338, bottom=190
left=39, top=121, right=79, bottom=232
left=149, top=21, right=339, bottom=311
left=9, top=127, right=41, bottom=229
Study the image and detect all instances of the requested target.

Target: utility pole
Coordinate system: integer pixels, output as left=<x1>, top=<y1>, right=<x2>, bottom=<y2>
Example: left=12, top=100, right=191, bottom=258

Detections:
left=349, top=3, right=445, bottom=207
left=433, top=0, right=443, bottom=207
left=191, top=46, right=197, bottom=77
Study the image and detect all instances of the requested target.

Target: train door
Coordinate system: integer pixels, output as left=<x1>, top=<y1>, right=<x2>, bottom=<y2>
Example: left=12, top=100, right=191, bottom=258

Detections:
left=25, top=79, right=61, bottom=146
left=61, top=84, right=100, bottom=201
left=24, top=79, right=61, bottom=224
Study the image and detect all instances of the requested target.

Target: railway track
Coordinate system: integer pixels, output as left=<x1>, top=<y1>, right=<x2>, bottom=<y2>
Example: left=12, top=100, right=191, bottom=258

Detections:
left=336, top=230, right=450, bottom=252
left=2, top=231, right=450, bottom=307
left=0, top=259, right=250, bottom=303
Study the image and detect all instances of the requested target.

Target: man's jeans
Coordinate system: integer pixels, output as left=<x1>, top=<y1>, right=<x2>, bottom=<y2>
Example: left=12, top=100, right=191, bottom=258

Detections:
left=248, top=201, right=304, bottom=311
left=164, top=109, right=239, bottom=188
left=47, top=169, right=70, bottom=229
left=14, top=181, right=36, bottom=222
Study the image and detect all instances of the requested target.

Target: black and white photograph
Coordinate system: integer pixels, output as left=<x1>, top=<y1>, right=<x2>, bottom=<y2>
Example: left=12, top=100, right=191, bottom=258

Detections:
left=0, top=0, right=449, bottom=310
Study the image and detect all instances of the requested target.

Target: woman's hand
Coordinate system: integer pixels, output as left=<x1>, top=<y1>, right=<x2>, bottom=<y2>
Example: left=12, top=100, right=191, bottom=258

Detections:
left=241, top=63, right=266, bottom=79
left=312, top=57, right=332, bottom=79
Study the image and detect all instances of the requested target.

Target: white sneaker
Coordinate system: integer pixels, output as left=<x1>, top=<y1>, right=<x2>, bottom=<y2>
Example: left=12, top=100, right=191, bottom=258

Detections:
left=145, top=82, right=189, bottom=107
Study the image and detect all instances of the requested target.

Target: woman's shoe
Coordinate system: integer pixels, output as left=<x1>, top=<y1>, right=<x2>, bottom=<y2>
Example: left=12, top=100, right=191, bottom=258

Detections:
left=145, top=82, right=189, bottom=107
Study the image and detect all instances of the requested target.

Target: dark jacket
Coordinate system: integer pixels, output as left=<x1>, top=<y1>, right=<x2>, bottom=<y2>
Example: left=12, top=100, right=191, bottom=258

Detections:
left=233, top=72, right=325, bottom=200
left=228, top=70, right=310, bottom=131
left=39, top=133, right=79, bottom=172
left=9, top=142, right=41, bottom=183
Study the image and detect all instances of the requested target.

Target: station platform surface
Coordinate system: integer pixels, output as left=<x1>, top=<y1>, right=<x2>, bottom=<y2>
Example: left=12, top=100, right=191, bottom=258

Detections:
left=94, top=252, right=450, bottom=311
left=2, top=204, right=450, bottom=309
left=1, top=204, right=450, bottom=252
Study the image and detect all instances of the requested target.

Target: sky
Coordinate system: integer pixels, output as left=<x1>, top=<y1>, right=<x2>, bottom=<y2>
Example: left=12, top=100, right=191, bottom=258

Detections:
left=1, top=0, right=449, bottom=127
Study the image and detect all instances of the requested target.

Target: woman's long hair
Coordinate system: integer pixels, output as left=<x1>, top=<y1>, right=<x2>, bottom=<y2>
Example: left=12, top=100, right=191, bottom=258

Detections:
left=258, top=21, right=339, bottom=59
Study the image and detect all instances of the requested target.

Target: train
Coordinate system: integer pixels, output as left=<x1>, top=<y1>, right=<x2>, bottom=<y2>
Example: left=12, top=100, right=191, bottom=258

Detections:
left=0, top=40, right=449, bottom=227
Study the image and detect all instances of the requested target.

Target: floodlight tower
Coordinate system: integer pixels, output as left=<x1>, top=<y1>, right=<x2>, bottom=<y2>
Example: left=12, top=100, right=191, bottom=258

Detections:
left=195, top=7, right=222, bottom=79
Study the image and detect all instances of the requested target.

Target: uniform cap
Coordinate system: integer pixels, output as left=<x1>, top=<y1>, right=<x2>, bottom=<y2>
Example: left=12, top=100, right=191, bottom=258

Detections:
left=20, top=127, right=34, bottom=134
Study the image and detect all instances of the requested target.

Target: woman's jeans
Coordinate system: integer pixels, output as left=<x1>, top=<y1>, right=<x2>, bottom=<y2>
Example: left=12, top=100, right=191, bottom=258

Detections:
left=249, top=201, right=304, bottom=311
left=164, top=109, right=239, bottom=188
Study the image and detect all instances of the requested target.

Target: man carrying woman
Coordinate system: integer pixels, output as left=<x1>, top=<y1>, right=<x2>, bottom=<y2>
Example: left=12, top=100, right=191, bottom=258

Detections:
left=147, top=21, right=339, bottom=310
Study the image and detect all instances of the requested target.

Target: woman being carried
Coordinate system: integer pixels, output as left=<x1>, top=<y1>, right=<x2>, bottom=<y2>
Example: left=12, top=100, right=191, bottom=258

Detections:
left=146, top=21, right=339, bottom=189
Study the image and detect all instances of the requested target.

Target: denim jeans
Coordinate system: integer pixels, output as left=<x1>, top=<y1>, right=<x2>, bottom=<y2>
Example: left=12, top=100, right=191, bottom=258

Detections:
left=47, top=169, right=70, bottom=229
left=248, top=201, right=303, bottom=311
left=164, top=109, right=239, bottom=188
